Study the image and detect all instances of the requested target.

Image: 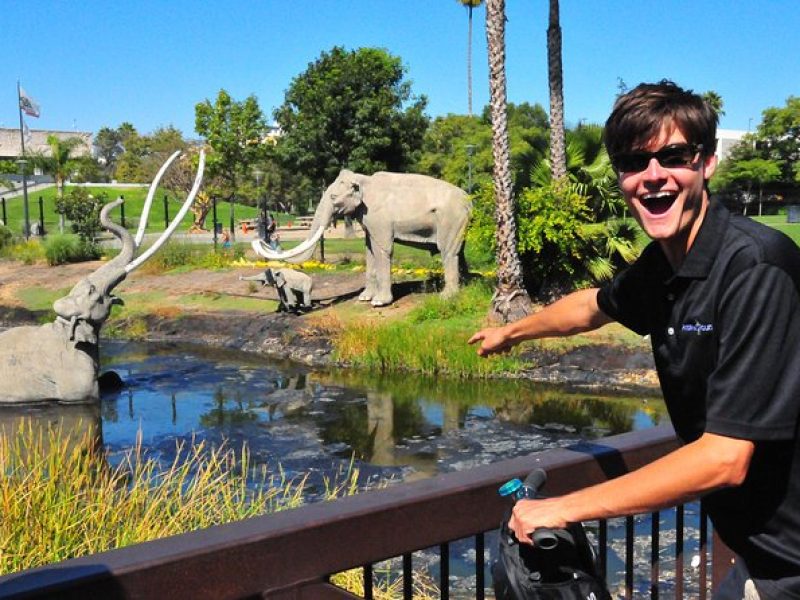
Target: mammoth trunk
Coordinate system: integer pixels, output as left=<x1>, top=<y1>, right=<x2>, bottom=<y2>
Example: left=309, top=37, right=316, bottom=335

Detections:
left=251, top=197, right=335, bottom=263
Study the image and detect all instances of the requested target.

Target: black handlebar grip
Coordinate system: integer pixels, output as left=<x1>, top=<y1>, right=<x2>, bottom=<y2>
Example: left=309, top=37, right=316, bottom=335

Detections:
left=531, top=528, right=559, bottom=550
left=522, top=468, right=547, bottom=496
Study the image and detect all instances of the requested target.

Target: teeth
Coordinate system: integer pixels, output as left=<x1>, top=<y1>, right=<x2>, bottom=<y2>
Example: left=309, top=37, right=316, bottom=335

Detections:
left=642, top=192, right=676, bottom=200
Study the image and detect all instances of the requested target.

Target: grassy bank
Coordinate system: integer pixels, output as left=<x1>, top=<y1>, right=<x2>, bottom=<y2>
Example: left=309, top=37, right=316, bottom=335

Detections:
left=0, top=421, right=437, bottom=597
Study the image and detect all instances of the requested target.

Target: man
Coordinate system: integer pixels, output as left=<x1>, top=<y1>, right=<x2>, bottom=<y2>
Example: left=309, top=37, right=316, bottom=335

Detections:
left=469, top=81, right=800, bottom=599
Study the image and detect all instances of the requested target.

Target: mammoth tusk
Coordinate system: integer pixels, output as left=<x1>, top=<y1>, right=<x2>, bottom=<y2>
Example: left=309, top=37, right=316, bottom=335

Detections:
left=251, top=224, right=325, bottom=263
left=134, top=149, right=183, bottom=248
left=126, top=150, right=206, bottom=273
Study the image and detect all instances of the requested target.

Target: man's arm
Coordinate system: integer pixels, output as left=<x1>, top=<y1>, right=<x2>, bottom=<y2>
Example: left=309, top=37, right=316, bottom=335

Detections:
left=468, top=288, right=612, bottom=356
left=508, top=432, right=754, bottom=543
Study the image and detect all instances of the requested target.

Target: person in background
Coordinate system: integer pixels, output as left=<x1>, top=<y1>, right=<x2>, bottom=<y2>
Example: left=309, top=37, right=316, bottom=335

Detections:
left=469, top=80, right=800, bottom=599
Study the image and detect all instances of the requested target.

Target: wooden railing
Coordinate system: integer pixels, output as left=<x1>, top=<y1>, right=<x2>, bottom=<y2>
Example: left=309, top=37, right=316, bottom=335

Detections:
left=0, top=425, right=734, bottom=599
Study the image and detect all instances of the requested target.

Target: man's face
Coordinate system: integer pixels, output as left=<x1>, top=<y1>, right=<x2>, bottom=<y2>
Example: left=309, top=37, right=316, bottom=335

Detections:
left=617, top=125, right=717, bottom=264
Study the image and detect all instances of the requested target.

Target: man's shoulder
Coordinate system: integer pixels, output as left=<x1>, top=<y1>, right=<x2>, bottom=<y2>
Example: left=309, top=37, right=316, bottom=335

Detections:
left=724, top=214, right=800, bottom=278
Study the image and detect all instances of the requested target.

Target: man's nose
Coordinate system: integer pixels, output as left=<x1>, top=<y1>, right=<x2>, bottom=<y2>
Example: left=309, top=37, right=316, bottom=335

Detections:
left=643, top=157, right=667, bottom=180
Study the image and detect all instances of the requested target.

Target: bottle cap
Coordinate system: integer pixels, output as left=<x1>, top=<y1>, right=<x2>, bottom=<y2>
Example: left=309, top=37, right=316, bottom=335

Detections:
left=498, top=478, right=523, bottom=497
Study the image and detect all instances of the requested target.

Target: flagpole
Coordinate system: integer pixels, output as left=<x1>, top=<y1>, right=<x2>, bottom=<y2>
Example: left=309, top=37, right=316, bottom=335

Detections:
left=17, top=81, right=31, bottom=240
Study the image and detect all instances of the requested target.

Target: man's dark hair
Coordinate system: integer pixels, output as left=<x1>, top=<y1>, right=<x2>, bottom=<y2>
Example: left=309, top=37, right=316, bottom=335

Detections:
left=604, top=80, right=718, bottom=159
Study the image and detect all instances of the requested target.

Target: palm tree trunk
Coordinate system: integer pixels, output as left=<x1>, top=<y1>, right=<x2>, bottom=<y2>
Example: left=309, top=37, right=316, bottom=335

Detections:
left=547, top=0, right=567, bottom=181
left=467, top=5, right=474, bottom=116
left=486, top=0, right=532, bottom=323
left=57, top=179, right=65, bottom=234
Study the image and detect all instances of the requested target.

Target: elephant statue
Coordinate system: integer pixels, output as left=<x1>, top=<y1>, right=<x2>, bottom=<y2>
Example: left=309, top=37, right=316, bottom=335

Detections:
left=0, top=150, right=205, bottom=404
left=240, top=268, right=313, bottom=312
left=251, top=170, right=471, bottom=306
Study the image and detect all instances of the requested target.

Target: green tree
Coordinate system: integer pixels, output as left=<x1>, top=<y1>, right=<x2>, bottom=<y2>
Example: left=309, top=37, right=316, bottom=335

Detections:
left=718, top=158, right=783, bottom=215
left=485, top=0, right=532, bottom=322
left=546, top=0, right=567, bottom=181
left=457, top=0, right=484, bottom=116
left=416, top=102, right=549, bottom=192
left=275, top=46, right=428, bottom=185
left=702, top=90, right=725, bottom=117
left=112, top=124, right=187, bottom=183
left=94, top=126, right=125, bottom=179
left=758, top=96, right=800, bottom=183
left=195, top=90, right=268, bottom=205
left=32, top=135, right=86, bottom=233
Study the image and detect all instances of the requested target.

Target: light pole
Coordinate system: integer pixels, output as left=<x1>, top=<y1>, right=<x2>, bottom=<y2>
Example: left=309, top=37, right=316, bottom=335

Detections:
left=16, top=159, right=30, bottom=239
left=253, top=168, right=265, bottom=239
left=465, top=144, right=476, bottom=193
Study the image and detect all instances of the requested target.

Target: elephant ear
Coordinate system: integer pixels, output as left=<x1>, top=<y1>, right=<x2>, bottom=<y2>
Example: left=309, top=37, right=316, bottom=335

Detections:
left=275, top=271, right=287, bottom=287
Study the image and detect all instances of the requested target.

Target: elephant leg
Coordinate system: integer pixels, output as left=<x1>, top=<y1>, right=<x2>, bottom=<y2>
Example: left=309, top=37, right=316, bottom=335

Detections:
left=359, top=238, right=378, bottom=302
left=441, top=250, right=461, bottom=298
left=284, top=287, right=298, bottom=308
left=370, top=245, right=394, bottom=307
left=301, top=288, right=311, bottom=308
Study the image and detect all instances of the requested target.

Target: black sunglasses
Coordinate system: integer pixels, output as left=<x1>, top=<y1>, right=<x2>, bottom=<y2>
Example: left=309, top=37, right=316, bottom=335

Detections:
left=611, top=143, right=704, bottom=173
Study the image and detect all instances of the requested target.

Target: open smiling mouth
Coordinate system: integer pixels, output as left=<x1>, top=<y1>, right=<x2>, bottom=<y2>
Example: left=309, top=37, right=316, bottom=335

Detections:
left=641, top=192, right=677, bottom=215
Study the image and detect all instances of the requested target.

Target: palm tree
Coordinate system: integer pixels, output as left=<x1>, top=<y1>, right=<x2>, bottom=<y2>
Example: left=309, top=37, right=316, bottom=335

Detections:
left=457, top=0, right=484, bottom=116
left=39, top=135, right=85, bottom=233
left=547, top=0, right=567, bottom=181
left=485, top=0, right=532, bottom=322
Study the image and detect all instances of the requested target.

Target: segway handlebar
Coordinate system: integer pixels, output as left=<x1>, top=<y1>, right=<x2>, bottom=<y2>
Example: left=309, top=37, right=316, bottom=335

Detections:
left=498, top=469, right=560, bottom=550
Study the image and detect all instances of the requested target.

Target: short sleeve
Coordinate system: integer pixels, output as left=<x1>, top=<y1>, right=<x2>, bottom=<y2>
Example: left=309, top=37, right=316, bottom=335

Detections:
left=597, top=247, right=663, bottom=336
left=705, top=264, right=800, bottom=440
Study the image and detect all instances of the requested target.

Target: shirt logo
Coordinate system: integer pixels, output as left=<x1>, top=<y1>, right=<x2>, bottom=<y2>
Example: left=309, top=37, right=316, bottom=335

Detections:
left=681, top=321, right=714, bottom=335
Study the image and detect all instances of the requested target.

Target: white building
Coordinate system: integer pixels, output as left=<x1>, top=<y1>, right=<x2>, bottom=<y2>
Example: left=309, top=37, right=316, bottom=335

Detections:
left=715, top=128, right=750, bottom=163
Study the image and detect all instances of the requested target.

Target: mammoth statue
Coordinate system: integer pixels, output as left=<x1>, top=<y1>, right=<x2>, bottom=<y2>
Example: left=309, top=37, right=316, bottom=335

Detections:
left=251, top=170, right=471, bottom=306
left=0, top=150, right=205, bottom=404
left=240, top=267, right=313, bottom=312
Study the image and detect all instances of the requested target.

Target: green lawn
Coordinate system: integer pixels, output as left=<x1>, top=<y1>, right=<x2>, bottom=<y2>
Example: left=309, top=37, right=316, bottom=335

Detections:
left=0, top=185, right=267, bottom=236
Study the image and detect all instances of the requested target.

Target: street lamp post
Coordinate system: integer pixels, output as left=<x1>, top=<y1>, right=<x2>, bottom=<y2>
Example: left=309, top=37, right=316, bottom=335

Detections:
left=16, top=159, right=30, bottom=239
left=465, top=145, right=476, bottom=194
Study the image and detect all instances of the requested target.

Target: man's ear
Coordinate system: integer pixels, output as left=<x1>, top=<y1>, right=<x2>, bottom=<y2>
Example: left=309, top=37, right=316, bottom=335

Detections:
left=703, top=154, right=718, bottom=181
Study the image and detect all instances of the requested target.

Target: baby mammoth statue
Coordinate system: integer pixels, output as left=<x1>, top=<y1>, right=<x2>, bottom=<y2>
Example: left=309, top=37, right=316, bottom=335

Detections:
left=241, top=268, right=313, bottom=312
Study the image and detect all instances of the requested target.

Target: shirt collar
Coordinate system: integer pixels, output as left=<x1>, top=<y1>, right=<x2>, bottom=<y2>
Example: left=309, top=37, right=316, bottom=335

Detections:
left=674, top=199, right=729, bottom=279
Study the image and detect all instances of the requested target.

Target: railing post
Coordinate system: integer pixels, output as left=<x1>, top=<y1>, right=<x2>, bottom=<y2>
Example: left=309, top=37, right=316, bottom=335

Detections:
left=1, top=197, right=5, bottom=226
left=38, top=196, right=44, bottom=235
left=212, top=196, right=218, bottom=249
left=163, top=195, right=169, bottom=228
left=119, top=195, right=125, bottom=228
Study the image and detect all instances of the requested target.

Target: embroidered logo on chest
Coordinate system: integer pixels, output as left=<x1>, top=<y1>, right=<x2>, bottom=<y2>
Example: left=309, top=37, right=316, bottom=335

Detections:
left=681, top=320, right=714, bottom=335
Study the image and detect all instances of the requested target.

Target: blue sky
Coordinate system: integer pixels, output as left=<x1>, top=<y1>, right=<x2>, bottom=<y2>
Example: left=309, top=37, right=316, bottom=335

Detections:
left=2, top=0, right=798, bottom=137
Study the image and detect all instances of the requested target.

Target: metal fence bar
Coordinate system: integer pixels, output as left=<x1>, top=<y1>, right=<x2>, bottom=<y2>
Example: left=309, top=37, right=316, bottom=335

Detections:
left=363, top=563, right=373, bottom=600
left=625, top=515, right=635, bottom=599
left=439, top=543, right=449, bottom=600
left=676, top=504, right=685, bottom=600
left=402, top=553, right=413, bottom=599
left=700, top=503, right=709, bottom=600
left=475, top=533, right=485, bottom=600
left=651, top=510, right=660, bottom=599
left=598, top=519, right=608, bottom=580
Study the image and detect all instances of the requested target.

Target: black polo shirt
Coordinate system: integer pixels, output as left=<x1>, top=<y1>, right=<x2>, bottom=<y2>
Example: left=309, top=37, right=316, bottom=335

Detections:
left=597, top=200, right=800, bottom=595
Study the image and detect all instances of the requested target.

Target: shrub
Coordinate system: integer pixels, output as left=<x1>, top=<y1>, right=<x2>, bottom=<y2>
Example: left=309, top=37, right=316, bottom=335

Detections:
left=0, top=224, right=13, bottom=250
left=44, top=234, right=101, bottom=265
left=7, top=239, right=46, bottom=264
left=56, top=188, right=103, bottom=242
left=467, top=181, right=640, bottom=297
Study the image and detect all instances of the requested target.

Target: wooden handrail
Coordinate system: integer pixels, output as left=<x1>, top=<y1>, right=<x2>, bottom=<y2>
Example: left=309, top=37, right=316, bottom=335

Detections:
left=0, top=425, right=732, bottom=599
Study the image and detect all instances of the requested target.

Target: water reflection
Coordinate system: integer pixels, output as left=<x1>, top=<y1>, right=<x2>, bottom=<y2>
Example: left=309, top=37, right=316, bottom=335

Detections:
left=0, top=402, right=103, bottom=460
left=313, top=370, right=667, bottom=477
left=0, top=341, right=667, bottom=489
